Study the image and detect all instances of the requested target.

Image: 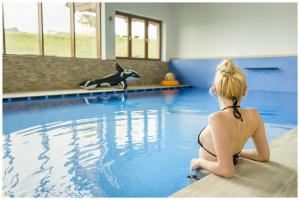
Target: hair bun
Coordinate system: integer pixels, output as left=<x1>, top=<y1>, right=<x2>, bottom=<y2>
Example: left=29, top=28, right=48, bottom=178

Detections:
left=217, top=58, right=236, bottom=75
left=213, top=58, right=247, bottom=101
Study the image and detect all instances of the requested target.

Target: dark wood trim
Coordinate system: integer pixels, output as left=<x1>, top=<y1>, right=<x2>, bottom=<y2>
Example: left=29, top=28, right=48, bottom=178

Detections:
left=2, top=3, right=6, bottom=54
left=38, top=3, right=44, bottom=56
left=159, top=20, right=162, bottom=60
left=128, top=15, right=131, bottom=58
left=3, top=53, right=162, bottom=61
left=116, top=11, right=161, bottom=23
left=115, top=11, right=162, bottom=61
left=96, top=3, right=101, bottom=58
left=116, top=56, right=160, bottom=61
left=70, top=3, right=75, bottom=58
left=145, top=19, right=148, bottom=59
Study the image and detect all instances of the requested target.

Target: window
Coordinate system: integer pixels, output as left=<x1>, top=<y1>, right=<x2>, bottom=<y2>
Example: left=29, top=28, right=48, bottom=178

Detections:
left=131, top=18, right=145, bottom=58
left=115, top=15, right=129, bottom=57
left=42, top=3, right=71, bottom=57
left=3, top=3, right=39, bottom=55
left=3, top=2, right=101, bottom=58
left=74, top=3, right=100, bottom=58
left=148, top=21, right=160, bottom=59
left=115, top=12, right=161, bottom=60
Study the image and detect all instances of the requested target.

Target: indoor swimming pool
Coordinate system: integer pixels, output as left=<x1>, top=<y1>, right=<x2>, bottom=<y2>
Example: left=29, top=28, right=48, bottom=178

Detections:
left=2, top=87, right=297, bottom=197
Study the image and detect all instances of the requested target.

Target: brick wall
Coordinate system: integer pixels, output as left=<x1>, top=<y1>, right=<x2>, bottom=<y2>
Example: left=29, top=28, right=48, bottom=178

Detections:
left=3, top=55, right=169, bottom=92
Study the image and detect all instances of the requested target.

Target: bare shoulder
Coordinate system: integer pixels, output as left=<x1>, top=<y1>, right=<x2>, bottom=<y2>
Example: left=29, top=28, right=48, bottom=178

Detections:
left=244, top=107, right=260, bottom=118
left=207, top=112, right=231, bottom=137
left=208, top=111, right=225, bottom=123
left=243, top=108, right=263, bottom=130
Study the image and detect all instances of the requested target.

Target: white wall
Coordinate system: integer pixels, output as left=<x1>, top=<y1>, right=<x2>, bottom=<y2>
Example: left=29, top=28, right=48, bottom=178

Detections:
left=171, top=3, right=297, bottom=59
left=104, top=3, right=174, bottom=61
left=102, top=3, right=297, bottom=60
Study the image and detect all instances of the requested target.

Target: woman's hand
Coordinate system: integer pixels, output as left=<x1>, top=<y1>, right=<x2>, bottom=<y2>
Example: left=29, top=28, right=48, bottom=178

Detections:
left=190, top=158, right=201, bottom=170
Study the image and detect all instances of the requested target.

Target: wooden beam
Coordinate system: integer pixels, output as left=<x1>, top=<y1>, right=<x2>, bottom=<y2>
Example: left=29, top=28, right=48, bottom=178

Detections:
left=2, top=3, right=6, bottom=54
left=70, top=3, right=75, bottom=58
left=38, top=3, right=44, bottom=56
left=96, top=3, right=101, bottom=58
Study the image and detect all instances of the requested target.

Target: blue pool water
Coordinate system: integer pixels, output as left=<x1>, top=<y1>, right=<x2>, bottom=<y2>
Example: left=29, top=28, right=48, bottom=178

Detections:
left=2, top=88, right=297, bottom=197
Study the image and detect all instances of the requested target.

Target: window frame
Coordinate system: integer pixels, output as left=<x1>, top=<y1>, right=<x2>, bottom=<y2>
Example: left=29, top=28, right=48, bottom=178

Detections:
left=2, top=2, right=102, bottom=59
left=115, top=11, right=162, bottom=61
left=2, top=4, right=6, bottom=54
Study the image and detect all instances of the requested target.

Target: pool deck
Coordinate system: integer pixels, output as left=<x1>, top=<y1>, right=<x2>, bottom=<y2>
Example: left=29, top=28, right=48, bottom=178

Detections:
left=3, top=84, right=191, bottom=100
left=171, top=127, right=298, bottom=197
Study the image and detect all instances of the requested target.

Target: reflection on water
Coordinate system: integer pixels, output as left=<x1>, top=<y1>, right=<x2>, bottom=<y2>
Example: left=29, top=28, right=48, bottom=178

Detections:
left=3, top=109, right=162, bottom=197
left=3, top=88, right=297, bottom=197
left=84, top=93, right=127, bottom=105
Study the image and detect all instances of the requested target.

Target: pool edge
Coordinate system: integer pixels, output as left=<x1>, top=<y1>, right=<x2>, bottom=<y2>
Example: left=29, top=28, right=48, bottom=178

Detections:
left=170, top=127, right=298, bottom=197
left=3, top=85, right=192, bottom=103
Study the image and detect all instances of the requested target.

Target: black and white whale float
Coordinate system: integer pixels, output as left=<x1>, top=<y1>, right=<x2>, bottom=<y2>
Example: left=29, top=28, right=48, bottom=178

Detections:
left=79, top=63, right=141, bottom=90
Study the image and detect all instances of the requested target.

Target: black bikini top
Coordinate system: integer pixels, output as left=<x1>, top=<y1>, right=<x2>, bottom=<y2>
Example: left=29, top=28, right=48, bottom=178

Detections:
left=198, top=97, right=243, bottom=165
left=221, top=96, right=243, bottom=122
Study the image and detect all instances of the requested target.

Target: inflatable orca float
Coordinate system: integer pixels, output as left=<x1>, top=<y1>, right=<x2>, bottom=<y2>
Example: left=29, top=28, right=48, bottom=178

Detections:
left=79, top=63, right=141, bottom=90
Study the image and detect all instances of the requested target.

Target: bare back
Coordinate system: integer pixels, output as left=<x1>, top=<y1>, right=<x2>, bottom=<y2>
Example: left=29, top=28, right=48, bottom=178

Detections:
left=199, top=108, right=260, bottom=161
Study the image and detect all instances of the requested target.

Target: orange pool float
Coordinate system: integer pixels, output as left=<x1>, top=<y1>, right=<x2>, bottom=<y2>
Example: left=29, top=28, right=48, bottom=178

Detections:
left=160, top=80, right=179, bottom=86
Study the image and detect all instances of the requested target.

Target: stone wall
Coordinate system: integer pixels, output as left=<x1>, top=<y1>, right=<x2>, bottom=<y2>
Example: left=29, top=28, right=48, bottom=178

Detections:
left=3, top=55, right=169, bottom=93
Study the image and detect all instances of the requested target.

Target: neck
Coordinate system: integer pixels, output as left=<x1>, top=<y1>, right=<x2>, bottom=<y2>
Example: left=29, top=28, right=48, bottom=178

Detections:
left=218, top=97, right=239, bottom=110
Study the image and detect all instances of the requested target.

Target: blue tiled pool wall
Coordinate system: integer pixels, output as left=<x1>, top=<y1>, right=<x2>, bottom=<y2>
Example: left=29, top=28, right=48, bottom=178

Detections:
left=169, top=56, right=297, bottom=93
left=3, top=85, right=192, bottom=103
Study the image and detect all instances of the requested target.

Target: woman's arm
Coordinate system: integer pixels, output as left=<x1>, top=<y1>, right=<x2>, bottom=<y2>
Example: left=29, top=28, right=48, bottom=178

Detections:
left=240, top=110, right=270, bottom=161
left=191, top=157, right=234, bottom=178
left=191, top=113, right=235, bottom=178
left=239, top=149, right=269, bottom=161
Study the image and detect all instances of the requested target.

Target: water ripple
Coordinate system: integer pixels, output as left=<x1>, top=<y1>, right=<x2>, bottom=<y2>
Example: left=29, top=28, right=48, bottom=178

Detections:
left=2, top=112, right=161, bottom=197
left=3, top=88, right=296, bottom=197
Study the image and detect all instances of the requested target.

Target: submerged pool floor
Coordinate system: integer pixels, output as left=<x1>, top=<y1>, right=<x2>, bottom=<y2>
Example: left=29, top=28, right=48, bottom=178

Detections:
left=2, top=87, right=297, bottom=197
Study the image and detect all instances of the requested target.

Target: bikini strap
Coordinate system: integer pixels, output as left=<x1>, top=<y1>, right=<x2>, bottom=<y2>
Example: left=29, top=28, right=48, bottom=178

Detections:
left=198, top=124, right=217, bottom=157
left=221, top=97, right=243, bottom=121
left=199, top=142, right=217, bottom=157
left=233, top=151, right=241, bottom=165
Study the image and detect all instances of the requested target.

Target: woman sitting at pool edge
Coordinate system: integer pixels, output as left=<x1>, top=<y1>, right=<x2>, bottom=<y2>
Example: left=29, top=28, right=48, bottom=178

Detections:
left=190, top=59, right=270, bottom=178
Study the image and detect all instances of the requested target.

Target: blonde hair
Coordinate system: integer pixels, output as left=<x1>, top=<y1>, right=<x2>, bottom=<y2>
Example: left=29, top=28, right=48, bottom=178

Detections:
left=212, top=59, right=247, bottom=101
